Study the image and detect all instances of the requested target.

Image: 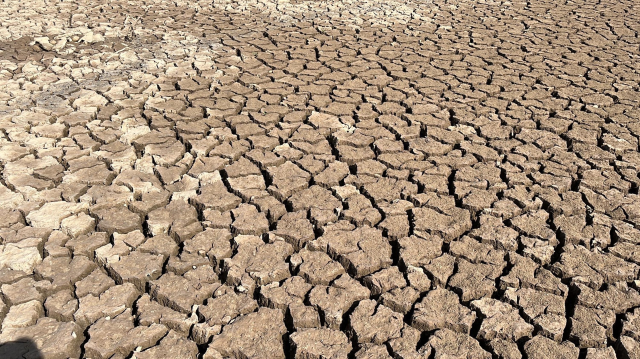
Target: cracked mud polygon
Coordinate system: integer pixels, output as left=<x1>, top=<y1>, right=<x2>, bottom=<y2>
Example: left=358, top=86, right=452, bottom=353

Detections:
left=0, top=0, right=640, bottom=358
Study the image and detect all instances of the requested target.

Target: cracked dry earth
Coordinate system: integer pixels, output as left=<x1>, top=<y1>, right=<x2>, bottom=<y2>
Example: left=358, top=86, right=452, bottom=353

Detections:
left=1, top=0, right=640, bottom=358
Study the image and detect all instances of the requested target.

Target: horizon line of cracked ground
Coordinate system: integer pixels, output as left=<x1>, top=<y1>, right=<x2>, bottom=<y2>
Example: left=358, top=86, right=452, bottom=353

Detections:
left=0, top=0, right=640, bottom=358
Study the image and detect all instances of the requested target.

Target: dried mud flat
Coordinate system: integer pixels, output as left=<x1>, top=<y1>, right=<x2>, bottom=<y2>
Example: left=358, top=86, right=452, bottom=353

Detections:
left=0, top=0, right=639, bottom=358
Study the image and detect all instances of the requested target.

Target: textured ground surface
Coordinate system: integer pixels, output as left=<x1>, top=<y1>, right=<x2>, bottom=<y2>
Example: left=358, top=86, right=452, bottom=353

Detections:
left=0, top=0, right=640, bottom=358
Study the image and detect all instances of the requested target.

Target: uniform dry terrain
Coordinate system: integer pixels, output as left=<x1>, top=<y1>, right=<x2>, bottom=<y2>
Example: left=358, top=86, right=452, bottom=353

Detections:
left=0, top=0, right=640, bottom=358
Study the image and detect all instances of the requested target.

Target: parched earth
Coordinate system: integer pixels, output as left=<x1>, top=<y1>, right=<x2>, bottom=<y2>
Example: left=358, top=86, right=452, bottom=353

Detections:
left=0, top=0, right=639, bottom=357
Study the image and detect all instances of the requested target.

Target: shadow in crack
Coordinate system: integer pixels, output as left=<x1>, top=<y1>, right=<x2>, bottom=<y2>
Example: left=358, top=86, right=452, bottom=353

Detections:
left=0, top=337, right=43, bottom=359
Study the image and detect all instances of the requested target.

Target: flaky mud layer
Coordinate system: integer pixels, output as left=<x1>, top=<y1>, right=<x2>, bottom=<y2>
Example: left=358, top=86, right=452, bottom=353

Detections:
left=0, top=0, right=640, bottom=358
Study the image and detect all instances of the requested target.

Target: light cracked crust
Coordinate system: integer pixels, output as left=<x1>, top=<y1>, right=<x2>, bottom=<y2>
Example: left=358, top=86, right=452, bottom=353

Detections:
left=0, top=0, right=640, bottom=358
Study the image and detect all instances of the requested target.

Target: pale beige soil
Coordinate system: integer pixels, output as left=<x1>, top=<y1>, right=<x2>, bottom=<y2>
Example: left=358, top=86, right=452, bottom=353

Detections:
left=0, top=0, right=640, bottom=358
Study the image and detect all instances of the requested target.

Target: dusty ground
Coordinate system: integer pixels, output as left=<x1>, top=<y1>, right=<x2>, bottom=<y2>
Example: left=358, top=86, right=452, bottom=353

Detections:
left=0, top=0, right=639, bottom=357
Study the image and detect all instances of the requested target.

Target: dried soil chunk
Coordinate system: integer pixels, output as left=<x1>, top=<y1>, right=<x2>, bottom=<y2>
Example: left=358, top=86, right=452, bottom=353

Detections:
left=136, top=294, right=196, bottom=334
left=35, top=255, right=96, bottom=292
left=137, top=234, right=179, bottom=259
left=312, top=225, right=392, bottom=278
left=471, top=298, right=534, bottom=341
left=337, top=145, right=376, bottom=165
left=510, top=210, right=558, bottom=243
left=288, top=185, right=342, bottom=226
left=623, top=308, right=640, bottom=341
left=388, top=325, right=426, bottom=359
left=0, top=245, right=42, bottom=274
left=258, top=276, right=312, bottom=311
left=414, top=174, right=449, bottom=195
left=575, top=283, right=640, bottom=314
left=488, top=339, right=522, bottom=359
left=192, top=321, right=223, bottom=346
left=486, top=200, right=523, bottom=222
left=504, top=287, right=566, bottom=341
left=524, top=335, right=579, bottom=359
left=411, top=206, right=472, bottom=242
left=63, top=162, right=115, bottom=185
left=423, top=254, right=456, bottom=287
left=551, top=244, right=639, bottom=289
left=267, top=161, right=311, bottom=201
left=290, top=249, right=345, bottom=285
left=461, top=189, right=498, bottom=217
left=136, top=330, right=199, bottom=359
left=75, top=269, right=116, bottom=298
left=0, top=269, right=29, bottom=287
left=610, top=241, right=640, bottom=265
left=2, top=300, right=44, bottom=330
left=449, top=259, right=501, bottom=302
left=131, top=190, right=171, bottom=215
left=274, top=211, right=316, bottom=250
left=25, top=201, right=87, bottom=229
left=65, top=232, right=109, bottom=259
left=378, top=215, right=410, bottom=240
left=167, top=254, right=214, bottom=276
left=0, top=318, right=84, bottom=359
left=449, top=236, right=506, bottom=266
left=107, top=251, right=165, bottom=291
left=44, top=290, right=78, bottom=322
left=412, top=288, right=476, bottom=334
left=424, top=329, right=491, bottom=359
left=363, top=266, right=407, bottom=296
left=332, top=131, right=374, bottom=148
left=74, top=283, right=140, bottom=328
left=183, top=228, right=233, bottom=266
left=289, top=328, right=351, bottom=359
left=224, top=157, right=261, bottom=178
left=198, top=291, right=258, bottom=325
left=113, top=231, right=144, bottom=250
left=223, top=236, right=293, bottom=286
left=289, top=302, right=321, bottom=329
left=84, top=309, right=167, bottom=359
left=1, top=277, right=45, bottom=305
left=356, top=160, right=387, bottom=177
left=146, top=200, right=202, bottom=241
left=193, top=181, right=242, bottom=212
left=343, top=194, right=383, bottom=227
left=315, top=161, right=350, bottom=188
left=309, top=274, right=371, bottom=329
left=226, top=174, right=267, bottom=201
left=569, top=305, right=616, bottom=348
left=362, top=178, right=418, bottom=204
left=620, top=336, right=640, bottom=359
left=500, top=254, right=568, bottom=297
left=209, top=307, right=288, bottom=359
left=381, top=286, right=420, bottom=315
left=93, top=206, right=142, bottom=235
left=252, top=195, right=287, bottom=223
left=60, top=213, right=95, bottom=238
left=149, top=273, right=219, bottom=314
left=349, top=300, right=404, bottom=345
left=0, top=208, right=23, bottom=229
left=354, top=344, right=393, bottom=359
left=231, top=204, right=269, bottom=235
left=585, top=347, right=616, bottom=359
left=93, top=241, right=130, bottom=269
left=113, top=170, right=163, bottom=197
left=398, top=235, right=443, bottom=268
left=145, top=140, right=186, bottom=167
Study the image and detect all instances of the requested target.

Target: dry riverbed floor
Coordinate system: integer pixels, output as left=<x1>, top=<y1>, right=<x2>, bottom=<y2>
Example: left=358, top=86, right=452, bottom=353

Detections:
left=1, top=0, right=640, bottom=358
